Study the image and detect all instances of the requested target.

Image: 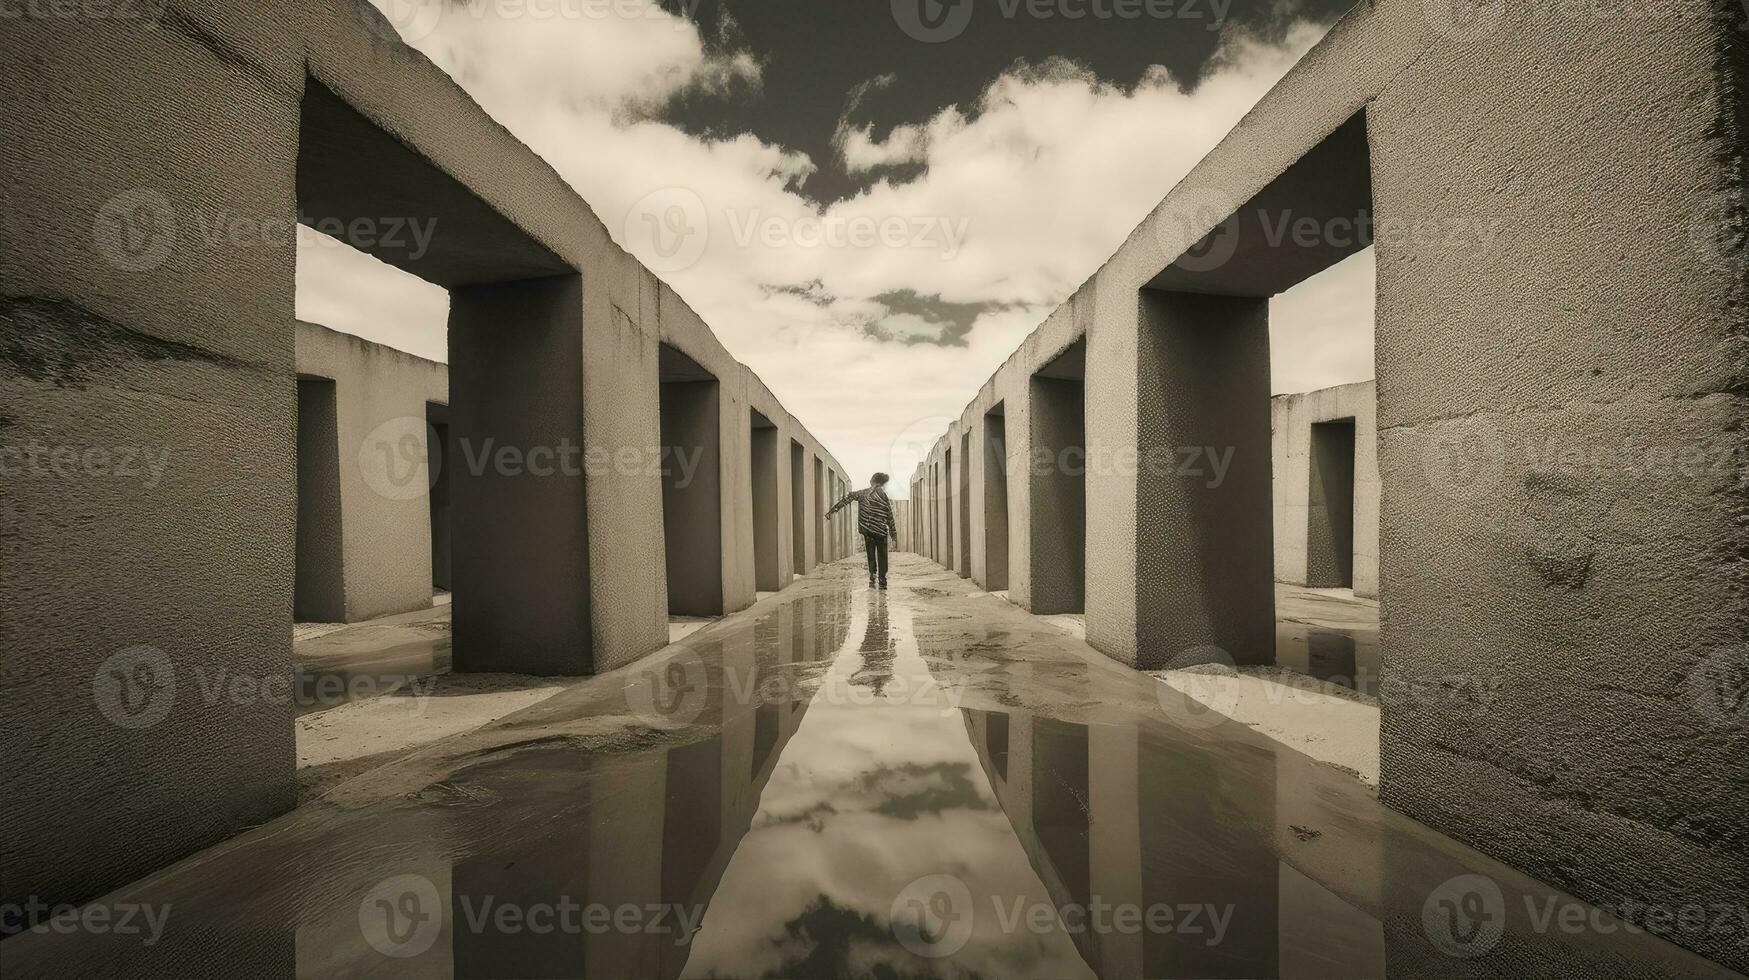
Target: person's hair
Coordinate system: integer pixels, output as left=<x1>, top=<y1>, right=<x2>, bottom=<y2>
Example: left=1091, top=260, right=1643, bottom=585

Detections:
left=871, top=472, right=889, bottom=485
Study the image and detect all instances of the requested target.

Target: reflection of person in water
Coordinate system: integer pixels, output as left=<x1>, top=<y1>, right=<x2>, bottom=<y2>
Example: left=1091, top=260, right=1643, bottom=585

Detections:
left=850, top=590, right=894, bottom=696
left=825, top=472, right=898, bottom=589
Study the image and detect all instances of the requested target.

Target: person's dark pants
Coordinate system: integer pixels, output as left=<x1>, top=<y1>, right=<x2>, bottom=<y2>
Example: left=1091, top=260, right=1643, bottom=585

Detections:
left=862, top=532, right=889, bottom=585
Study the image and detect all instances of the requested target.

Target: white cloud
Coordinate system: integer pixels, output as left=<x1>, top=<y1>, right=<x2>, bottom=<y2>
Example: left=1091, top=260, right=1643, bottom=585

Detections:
left=299, top=7, right=1365, bottom=497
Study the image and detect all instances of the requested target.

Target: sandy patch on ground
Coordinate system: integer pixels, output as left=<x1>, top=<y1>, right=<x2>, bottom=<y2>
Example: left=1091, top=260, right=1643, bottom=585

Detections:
left=1152, top=667, right=1380, bottom=786
left=296, top=673, right=570, bottom=800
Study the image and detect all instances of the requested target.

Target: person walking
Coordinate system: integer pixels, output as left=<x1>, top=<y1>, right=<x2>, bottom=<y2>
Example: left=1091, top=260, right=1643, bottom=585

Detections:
left=827, top=472, right=898, bottom=589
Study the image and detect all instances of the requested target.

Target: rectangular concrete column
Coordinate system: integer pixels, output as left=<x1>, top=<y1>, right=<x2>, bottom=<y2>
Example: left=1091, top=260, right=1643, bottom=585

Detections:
left=449, top=274, right=593, bottom=674
left=1, top=10, right=301, bottom=918
left=1134, top=288, right=1273, bottom=666
left=1370, top=14, right=1747, bottom=966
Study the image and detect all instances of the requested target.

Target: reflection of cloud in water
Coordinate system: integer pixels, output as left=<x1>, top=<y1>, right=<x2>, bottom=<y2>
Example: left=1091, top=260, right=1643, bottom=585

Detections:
left=681, top=597, right=1092, bottom=979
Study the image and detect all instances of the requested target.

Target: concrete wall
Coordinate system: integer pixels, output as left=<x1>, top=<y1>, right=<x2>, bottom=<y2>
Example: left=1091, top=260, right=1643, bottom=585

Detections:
left=907, top=0, right=1747, bottom=968
left=293, top=321, right=448, bottom=622
left=1272, top=380, right=1380, bottom=598
left=0, top=0, right=848, bottom=922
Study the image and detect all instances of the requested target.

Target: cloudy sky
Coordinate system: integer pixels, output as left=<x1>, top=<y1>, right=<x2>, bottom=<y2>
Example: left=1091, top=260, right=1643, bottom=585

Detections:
left=300, top=0, right=1374, bottom=497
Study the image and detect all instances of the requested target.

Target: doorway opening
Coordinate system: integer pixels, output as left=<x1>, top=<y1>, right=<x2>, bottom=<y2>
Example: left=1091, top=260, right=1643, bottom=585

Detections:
left=1029, top=338, right=1086, bottom=614
left=659, top=344, right=723, bottom=617
left=983, top=404, right=1009, bottom=592
left=750, top=410, right=780, bottom=592
left=426, top=401, right=451, bottom=594
left=1307, top=418, right=1357, bottom=588
left=789, top=440, right=807, bottom=575
left=295, top=376, right=344, bottom=622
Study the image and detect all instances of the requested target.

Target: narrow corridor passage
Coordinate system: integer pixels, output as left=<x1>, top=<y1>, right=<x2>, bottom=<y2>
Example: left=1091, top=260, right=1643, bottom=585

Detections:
left=0, top=557, right=1727, bottom=979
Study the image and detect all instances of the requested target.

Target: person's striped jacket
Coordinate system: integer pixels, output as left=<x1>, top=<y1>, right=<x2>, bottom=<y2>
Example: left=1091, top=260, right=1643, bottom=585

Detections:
left=828, top=486, right=896, bottom=540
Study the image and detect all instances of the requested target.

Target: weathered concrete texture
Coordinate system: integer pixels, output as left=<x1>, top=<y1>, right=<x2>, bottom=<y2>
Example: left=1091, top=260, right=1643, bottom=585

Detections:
left=294, top=321, right=449, bottom=622
left=1272, top=380, right=1379, bottom=598
left=0, top=0, right=848, bottom=921
left=1134, top=290, right=1275, bottom=667
left=905, top=0, right=1748, bottom=968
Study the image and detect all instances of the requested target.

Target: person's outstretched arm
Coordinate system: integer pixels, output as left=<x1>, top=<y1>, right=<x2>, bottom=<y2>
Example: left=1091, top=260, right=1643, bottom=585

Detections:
left=825, top=488, right=863, bottom=517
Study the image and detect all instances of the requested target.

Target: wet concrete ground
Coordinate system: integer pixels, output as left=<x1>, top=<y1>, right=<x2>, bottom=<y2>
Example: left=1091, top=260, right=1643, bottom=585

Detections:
left=1, top=555, right=1733, bottom=978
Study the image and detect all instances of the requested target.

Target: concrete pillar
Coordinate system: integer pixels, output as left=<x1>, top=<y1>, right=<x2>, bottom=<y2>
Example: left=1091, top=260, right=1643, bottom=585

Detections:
left=1133, top=289, right=1274, bottom=667
left=449, top=275, right=594, bottom=673
left=1371, top=9, right=1748, bottom=961
left=0, top=8, right=305, bottom=916
left=789, top=440, right=806, bottom=575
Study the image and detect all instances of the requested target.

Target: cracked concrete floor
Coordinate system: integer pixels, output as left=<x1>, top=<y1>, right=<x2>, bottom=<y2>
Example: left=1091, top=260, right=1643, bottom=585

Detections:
left=0, top=555, right=1731, bottom=978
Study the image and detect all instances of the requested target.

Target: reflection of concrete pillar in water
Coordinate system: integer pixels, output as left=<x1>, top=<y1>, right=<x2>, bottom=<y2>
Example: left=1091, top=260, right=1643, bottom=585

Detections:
left=1087, top=723, right=1144, bottom=978
left=1271, top=748, right=1385, bottom=977
left=1137, top=731, right=1278, bottom=977
left=297, top=811, right=453, bottom=980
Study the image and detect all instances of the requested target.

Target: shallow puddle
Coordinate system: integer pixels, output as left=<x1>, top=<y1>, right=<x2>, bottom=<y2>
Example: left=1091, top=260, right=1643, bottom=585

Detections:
left=0, top=567, right=1729, bottom=978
